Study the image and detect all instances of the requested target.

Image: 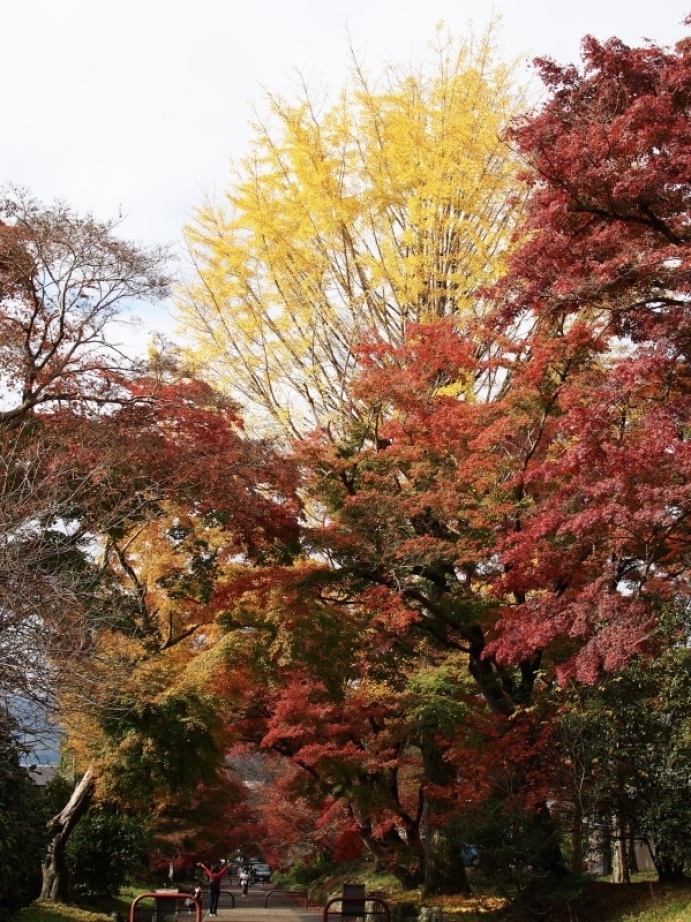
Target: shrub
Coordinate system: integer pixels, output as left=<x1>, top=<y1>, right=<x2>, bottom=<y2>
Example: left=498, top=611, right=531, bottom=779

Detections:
left=65, top=810, right=150, bottom=900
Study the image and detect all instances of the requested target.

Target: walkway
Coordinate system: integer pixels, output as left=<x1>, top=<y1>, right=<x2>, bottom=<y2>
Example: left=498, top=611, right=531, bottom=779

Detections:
left=199, top=885, right=321, bottom=922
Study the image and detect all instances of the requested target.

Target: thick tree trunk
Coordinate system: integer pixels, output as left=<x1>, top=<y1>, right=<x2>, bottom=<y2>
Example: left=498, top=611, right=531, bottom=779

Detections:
left=627, top=827, right=639, bottom=874
left=422, top=817, right=470, bottom=896
left=570, top=803, right=584, bottom=873
left=358, top=825, right=422, bottom=890
left=420, top=741, right=470, bottom=896
left=611, top=810, right=630, bottom=884
left=532, top=802, right=568, bottom=874
left=40, top=766, right=95, bottom=901
left=599, top=814, right=612, bottom=876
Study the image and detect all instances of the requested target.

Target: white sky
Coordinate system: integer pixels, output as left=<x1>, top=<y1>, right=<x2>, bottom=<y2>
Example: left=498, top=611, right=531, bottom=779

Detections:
left=1, top=0, right=689, bottom=339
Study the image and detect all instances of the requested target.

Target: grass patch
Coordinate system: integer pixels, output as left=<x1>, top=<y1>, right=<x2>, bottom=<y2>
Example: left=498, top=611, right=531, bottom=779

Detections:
left=16, top=902, right=111, bottom=922
left=14, top=881, right=155, bottom=922
left=618, top=895, right=691, bottom=921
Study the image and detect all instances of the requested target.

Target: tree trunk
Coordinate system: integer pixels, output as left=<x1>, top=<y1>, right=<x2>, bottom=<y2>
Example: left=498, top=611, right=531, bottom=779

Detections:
left=653, top=844, right=685, bottom=882
left=599, top=814, right=612, bottom=876
left=627, top=826, right=638, bottom=874
left=358, top=825, right=422, bottom=890
left=570, top=803, right=583, bottom=873
left=655, top=859, right=685, bottom=882
left=40, top=766, right=95, bottom=901
left=532, top=802, right=568, bottom=874
left=422, top=817, right=470, bottom=896
left=420, top=741, right=470, bottom=896
left=611, top=810, right=630, bottom=884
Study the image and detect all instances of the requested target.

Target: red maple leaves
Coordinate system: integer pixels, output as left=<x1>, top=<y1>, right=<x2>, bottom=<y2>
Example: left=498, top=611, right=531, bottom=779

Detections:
left=212, top=28, right=691, bottom=877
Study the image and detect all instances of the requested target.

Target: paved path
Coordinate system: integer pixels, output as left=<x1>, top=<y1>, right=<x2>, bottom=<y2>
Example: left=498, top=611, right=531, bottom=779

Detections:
left=138, top=885, right=322, bottom=922
left=204, top=885, right=321, bottom=922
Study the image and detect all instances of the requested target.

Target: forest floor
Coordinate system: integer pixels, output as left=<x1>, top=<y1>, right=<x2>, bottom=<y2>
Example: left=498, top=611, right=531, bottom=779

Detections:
left=391, top=877, right=691, bottom=921
left=564, top=879, right=691, bottom=921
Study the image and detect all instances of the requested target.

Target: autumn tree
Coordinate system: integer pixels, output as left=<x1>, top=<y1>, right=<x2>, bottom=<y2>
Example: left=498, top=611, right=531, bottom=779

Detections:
left=38, top=370, right=299, bottom=901
left=331, top=23, right=691, bottom=888
left=205, top=22, right=691, bottom=898
left=0, top=187, right=174, bottom=901
left=0, top=185, right=168, bottom=426
left=175, top=26, right=527, bottom=881
left=486, top=25, right=691, bottom=680
left=180, top=26, right=523, bottom=437
left=0, top=185, right=169, bottom=748
left=0, top=188, right=301, bottom=901
left=265, top=324, right=554, bottom=890
left=176, top=26, right=525, bottom=882
left=173, top=26, right=519, bottom=893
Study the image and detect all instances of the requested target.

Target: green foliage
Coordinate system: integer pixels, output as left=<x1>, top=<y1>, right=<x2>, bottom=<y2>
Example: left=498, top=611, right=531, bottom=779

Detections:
left=0, top=739, right=47, bottom=920
left=40, top=775, right=79, bottom=824
left=65, top=808, right=150, bottom=900
left=280, top=852, right=339, bottom=889
left=98, top=688, right=224, bottom=808
left=620, top=897, right=691, bottom=921
left=555, top=609, right=691, bottom=880
left=457, top=798, right=580, bottom=914
left=406, top=660, right=470, bottom=737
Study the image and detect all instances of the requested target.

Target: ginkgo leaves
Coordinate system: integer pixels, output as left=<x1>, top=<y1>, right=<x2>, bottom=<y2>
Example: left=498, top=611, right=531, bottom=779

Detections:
left=181, top=27, right=523, bottom=437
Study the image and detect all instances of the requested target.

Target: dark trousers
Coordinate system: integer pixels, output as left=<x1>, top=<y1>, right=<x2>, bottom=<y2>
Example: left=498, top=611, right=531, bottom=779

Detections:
left=209, top=888, right=220, bottom=914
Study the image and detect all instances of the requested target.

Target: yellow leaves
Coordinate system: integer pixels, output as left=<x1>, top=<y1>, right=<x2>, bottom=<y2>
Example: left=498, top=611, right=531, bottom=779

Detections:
left=179, top=24, right=525, bottom=437
left=432, top=894, right=508, bottom=914
left=434, top=373, right=475, bottom=401
left=429, top=892, right=508, bottom=913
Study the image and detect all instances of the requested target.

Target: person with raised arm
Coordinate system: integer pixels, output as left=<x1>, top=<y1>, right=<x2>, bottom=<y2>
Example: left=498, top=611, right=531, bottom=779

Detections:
left=197, top=862, right=230, bottom=916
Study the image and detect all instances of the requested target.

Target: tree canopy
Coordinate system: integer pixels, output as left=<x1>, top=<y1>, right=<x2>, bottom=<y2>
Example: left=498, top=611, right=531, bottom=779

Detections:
left=178, top=23, right=691, bottom=899
left=4, top=17, right=691, bottom=916
left=181, top=27, right=523, bottom=437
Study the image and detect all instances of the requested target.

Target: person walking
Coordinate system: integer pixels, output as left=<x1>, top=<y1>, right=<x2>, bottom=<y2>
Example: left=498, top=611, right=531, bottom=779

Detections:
left=197, top=862, right=230, bottom=916
left=239, top=868, right=250, bottom=897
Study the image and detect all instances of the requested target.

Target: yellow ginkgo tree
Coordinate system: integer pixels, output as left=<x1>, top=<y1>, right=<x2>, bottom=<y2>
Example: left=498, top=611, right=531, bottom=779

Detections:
left=180, top=26, right=525, bottom=438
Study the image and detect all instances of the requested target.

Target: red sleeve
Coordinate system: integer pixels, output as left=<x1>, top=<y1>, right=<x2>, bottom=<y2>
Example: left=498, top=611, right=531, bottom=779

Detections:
left=200, top=864, right=211, bottom=879
left=219, top=865, right=231, bottom=880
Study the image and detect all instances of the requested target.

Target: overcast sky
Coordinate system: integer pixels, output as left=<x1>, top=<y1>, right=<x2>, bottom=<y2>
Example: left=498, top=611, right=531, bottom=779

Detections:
left=1, top=0, right=689, bottom=338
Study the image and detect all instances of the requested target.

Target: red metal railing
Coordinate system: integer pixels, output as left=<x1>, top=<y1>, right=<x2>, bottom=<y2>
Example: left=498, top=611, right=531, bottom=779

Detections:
left=264, top=889, right=311, bottom=909
left=322, top=897, right=391, bottom=922
left=129, top=891, right=202, bottom=922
